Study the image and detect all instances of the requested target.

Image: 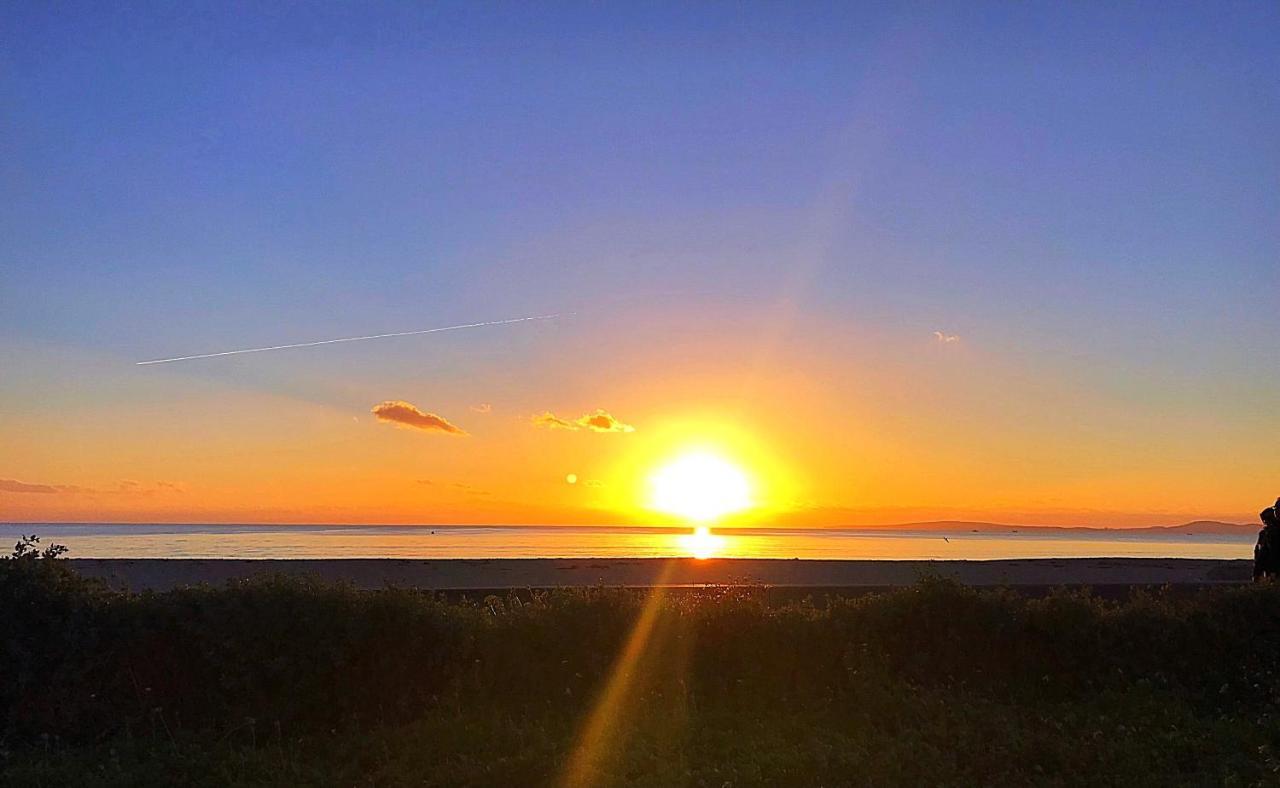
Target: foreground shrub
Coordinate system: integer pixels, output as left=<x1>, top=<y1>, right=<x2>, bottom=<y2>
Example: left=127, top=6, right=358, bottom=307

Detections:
left=2, top=554, right=1279, bottom=785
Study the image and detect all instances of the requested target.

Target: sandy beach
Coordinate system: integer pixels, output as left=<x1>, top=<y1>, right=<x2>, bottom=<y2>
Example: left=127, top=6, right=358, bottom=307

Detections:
left=69, top=556, right=1253, bottom=591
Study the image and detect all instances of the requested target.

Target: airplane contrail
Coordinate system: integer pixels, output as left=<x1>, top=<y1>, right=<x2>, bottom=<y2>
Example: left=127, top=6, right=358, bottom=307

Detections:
left=135, top=313, right=564, bottom=366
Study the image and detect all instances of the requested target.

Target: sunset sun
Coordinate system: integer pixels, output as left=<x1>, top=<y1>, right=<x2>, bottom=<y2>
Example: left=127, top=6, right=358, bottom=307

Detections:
left=648, top=450, right=752, bottom=524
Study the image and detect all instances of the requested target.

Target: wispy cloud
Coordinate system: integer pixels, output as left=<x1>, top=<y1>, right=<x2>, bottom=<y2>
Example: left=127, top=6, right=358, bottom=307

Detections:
left=0, top=478, right=183, bottom=496
left=532, top=412, right=577, bottom=430
left=0, top=479, right=59, bottom=494
left=933, top=330, right=960, bottom=344
left=470, top=403, right=492, bottom=414
left=414, top=478, right=488, bottom=495
left=532, top=409, right=635, bottom=433
left=115, top=480, right=187, bottom=496
left=372, top=401, right=467, bottom=435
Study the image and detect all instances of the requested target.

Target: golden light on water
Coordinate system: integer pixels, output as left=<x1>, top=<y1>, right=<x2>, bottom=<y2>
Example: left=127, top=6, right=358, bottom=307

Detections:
left=679, top=526, right=724, bottom=559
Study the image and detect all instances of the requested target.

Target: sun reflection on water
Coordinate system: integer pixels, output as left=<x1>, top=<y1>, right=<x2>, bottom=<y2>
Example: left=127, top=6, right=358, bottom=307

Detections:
left=679, top=526, right=724, bottom=560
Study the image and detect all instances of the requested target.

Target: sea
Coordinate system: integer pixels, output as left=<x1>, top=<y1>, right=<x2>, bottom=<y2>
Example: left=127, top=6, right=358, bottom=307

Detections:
left=0, top=523, right=1256, bottom=561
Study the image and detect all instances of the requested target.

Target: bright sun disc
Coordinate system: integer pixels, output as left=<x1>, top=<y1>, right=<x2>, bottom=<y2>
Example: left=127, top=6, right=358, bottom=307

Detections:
left=648, top=450, right=751, bottom=523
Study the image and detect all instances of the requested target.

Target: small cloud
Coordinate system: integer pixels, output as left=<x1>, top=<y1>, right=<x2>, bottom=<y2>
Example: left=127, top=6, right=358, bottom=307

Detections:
left=584, top=479, right=605, bottom=488
left=576, top=409, right=634, bottom=433
left=933, top=331, right=960, bottom=344
left=372, top=401, right=467, bottom=435
left=0, top=479, right=59, bottom=494
left=112, top=480, right=185, bottom=497
left=532, top=409, right=635, bottom=433
left=470, top=403, right=492, bottom=414
left=532, top=411, right=577, bottom=430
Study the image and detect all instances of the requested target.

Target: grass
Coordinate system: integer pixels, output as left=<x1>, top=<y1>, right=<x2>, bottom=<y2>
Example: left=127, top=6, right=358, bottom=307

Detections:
left=2, top=538, right=1279, bottom=786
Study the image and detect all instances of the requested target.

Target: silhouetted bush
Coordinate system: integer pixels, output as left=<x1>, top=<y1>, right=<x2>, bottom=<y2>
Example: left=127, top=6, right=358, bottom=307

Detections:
left=2, top=552, right=1279, bottom=785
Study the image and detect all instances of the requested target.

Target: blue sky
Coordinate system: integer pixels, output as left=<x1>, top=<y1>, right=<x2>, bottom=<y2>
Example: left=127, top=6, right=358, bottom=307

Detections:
left=2, top=2, right=1278, bottom=524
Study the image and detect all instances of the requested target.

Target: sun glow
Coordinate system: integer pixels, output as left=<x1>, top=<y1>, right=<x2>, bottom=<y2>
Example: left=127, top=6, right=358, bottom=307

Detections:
left=648, top=450, right=752, bottom=524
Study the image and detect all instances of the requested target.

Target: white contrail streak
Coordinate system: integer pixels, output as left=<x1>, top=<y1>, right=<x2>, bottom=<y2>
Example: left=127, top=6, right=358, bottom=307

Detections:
left=135, top=313, right=563, bottom=366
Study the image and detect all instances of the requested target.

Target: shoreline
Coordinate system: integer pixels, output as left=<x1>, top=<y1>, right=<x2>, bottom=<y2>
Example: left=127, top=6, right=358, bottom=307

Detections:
left=69, top=556, right=1253, bottom=591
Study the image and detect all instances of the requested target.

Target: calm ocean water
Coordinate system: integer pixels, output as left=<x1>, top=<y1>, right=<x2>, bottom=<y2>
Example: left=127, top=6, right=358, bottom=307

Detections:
left=0, top=523, right=1255, bottom=560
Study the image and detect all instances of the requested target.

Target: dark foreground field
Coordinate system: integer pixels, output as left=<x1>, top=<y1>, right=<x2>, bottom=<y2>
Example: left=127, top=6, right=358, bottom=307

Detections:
left=4, top=547, right=1280, bottom=786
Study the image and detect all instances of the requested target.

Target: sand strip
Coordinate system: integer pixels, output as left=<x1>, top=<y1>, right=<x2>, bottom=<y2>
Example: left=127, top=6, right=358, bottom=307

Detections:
left=69, top=557, right=1253, bottom=591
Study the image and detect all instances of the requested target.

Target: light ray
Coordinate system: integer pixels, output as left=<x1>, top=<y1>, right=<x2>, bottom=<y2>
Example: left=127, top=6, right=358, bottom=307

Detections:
left=135, top=313, right=563, bottom=365
left=560, top=560, right=679, bottom=787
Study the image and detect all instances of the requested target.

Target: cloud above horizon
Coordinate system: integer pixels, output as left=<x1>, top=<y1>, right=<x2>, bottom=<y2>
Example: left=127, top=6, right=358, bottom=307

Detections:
left=532, top=409, right=634, bottom=433
left=933, top=330, right=960, bottom=344
left=116, top=479, right=187, bottom=495
left=0, top=478, right=183, bottom=496
left=532, top=411, right=577, bottom=430
left=576, top=409, right=635, bottom=432
left=372, top=401, right=466, bottom=435
left=0, top=479, right=59, bottom=494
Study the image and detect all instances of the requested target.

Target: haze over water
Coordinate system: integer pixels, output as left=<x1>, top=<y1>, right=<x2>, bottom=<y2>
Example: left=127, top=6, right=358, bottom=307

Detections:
left=2, top=524, right=1253, bottom=561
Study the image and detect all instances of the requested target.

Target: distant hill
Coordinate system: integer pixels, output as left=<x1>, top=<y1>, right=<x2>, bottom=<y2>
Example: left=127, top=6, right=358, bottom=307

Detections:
left=1147, top=520, right=1256, bottom=535
left=830, top=520, right=1255, bottom=535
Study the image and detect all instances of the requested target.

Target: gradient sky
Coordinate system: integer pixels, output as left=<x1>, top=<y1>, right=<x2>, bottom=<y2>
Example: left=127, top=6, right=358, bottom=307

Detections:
left=3, top=2, right=1278, bottom=526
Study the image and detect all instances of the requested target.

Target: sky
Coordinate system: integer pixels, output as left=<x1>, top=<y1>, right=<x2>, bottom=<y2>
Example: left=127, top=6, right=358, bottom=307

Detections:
left=2, top=2, right=1278, bottom=527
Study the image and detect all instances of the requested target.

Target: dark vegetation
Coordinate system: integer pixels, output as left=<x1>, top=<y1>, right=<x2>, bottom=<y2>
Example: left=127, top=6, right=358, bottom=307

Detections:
left=3, top=536, right=1279, bottom=786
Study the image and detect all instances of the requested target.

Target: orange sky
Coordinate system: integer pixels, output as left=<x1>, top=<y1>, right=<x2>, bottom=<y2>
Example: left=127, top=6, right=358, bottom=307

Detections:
left=3, top=304, right=1273, bottom=527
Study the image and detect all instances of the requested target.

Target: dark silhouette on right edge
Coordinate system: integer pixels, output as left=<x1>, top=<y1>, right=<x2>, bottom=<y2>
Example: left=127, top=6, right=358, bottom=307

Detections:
left=1254, top=499, right=1280, bottom=581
